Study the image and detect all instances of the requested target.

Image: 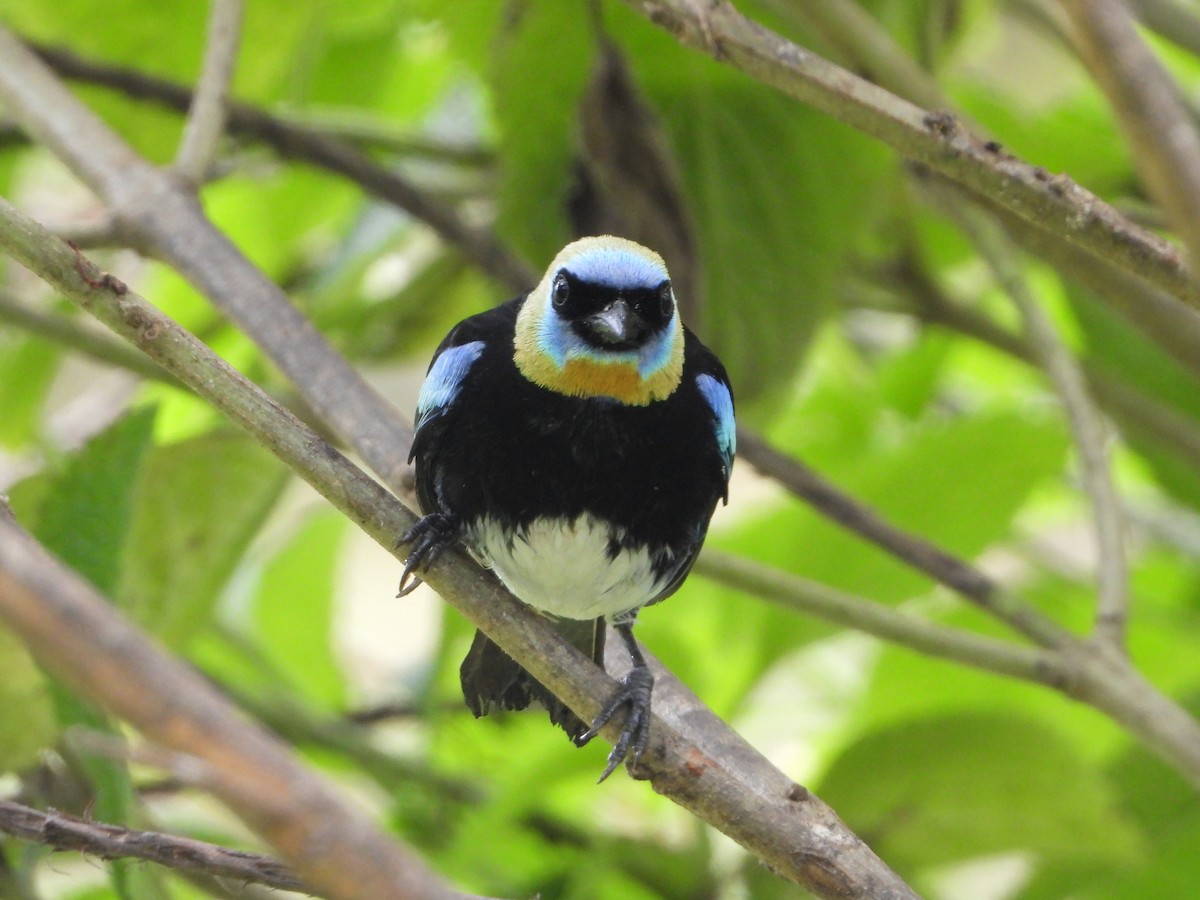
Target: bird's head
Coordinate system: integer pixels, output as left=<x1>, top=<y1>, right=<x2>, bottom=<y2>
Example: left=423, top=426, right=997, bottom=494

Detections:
left=514, top=236, right=684, bottom=405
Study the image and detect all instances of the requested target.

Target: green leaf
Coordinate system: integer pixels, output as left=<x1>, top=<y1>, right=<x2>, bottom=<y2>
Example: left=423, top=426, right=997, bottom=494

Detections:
left=33, top=406, right=158, bottom=594
left=0, top=334, right=60, bottom=449
left=203, top=167, right=359, bottom=281
left=818, top=711, right=1144, bottom=873
left=489, top=3, right=595, bottom=263
left=11, top=409, right=161, bottom=895
left=118, top=430, right=290, bottom=646
left=253, top=510, right=348, bottom=707
left=0, top=626, right=57, bottom=772
left=661, top=84, right=888, bottom=401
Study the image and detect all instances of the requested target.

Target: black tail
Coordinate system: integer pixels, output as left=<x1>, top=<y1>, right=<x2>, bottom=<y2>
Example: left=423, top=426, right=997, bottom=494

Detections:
left=460, top=618, right=605, bottom=740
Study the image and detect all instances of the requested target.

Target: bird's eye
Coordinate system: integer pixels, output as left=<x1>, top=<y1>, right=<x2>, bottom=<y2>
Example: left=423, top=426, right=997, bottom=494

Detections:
left=552, top=274, right=570, bottom=309
left=658, top=282, right=674, bottom=319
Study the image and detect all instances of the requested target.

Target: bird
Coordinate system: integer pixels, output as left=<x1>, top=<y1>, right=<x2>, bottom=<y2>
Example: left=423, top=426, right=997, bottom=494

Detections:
left=400, top=235, right=734, bottom=781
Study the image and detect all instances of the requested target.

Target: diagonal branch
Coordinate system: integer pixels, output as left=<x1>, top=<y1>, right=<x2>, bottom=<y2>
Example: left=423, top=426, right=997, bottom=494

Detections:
left=0, top=499, right=457, bottom=900
left=789, top=0, right=1132, bottom=644
left=1061, top=0, right=1200, bottom=278
left=0, top=291, right=178, bottom=385
left=29, top=36, right=1200, bottom=391
left=0, top=798, right=302, bottom=893
left=174, top=0, right=243, bottom=184
left=618, top=0, right=1194, bottom=311
left=695, top=549, right=1067, bottom=686
left=0, top=26, right=414, bottom=494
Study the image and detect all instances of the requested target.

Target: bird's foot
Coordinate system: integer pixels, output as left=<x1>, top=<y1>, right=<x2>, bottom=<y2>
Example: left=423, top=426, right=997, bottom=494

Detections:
left=577, top=664, right=654, bottom=783
left=396, top=512, right=458, bottom=597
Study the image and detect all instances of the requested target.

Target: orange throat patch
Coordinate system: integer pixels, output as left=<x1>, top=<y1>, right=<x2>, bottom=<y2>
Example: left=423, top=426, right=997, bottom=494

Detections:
left=515, top=337, right=683, bottom=406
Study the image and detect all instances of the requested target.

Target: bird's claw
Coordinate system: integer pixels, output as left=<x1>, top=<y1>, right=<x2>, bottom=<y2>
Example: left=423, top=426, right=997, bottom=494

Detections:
left=577, top=665, right=654, bottom=783
left=396, top=513, right=458, bottom=597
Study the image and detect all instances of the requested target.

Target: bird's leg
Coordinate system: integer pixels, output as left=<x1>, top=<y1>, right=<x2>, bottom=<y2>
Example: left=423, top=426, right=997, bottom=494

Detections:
left=577, top=620, right=654, bottom=783
left=396, top=512, right=459, bottom=596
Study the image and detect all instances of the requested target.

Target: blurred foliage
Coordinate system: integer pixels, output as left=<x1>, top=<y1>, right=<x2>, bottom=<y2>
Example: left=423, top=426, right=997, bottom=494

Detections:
left=2, top=1, right=1200, bottom=898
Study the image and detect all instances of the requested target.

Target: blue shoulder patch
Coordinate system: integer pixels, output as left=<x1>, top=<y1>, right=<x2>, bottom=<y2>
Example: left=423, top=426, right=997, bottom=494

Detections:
left=416, top=341, right=485, bottom=428
left=696, top=373, right=735, bottom=479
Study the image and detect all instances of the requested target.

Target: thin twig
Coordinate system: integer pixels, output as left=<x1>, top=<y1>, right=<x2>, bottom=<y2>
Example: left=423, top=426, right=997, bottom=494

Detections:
left=985, top=189, right=1200, bottom=385
left=940, top=198, right=1130, bottom=646
left=1061, top=0, right=1200, bottom=279
left=174, top=0, right=243, bottom=184
left=695, top=549, right=1066, bottom=686
left=0, top=292, right=179, bottom=385
left=269, top=110, right=494, bottom=166
left=52, top=216, right=122, bottom=249
left=0, top=44, right=921, bottom=896
left=29, top=34, right=1200, bottom=384
left=788, top=0, right=945, bottom=109
left=0, top=797, right=303, bottom=893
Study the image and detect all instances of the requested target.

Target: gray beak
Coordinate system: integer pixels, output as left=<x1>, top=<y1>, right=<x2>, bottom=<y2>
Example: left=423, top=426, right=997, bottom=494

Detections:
left=585, top=299, right=646, bottom=346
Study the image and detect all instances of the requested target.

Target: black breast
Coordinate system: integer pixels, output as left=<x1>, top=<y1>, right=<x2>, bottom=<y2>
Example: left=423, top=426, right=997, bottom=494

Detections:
left=417, top=309, right=725, bottom=558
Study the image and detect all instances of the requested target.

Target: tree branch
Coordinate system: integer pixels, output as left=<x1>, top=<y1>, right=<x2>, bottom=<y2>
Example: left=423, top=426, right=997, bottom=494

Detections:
left=1062, top=0, right=1200, bottom=278
left=174, top=0, right=243, bottom=184
left=0, top=196, right=919, bottom=899
left=939, top=198, right=1130, bottom=646
left=0, top=798, right=302, bottom=893
left=790, top=0, right=1200, bottom=385
left=0, top=26, right=415, bottom=494
left=30, top=34, right=1200, bottom=386
left=26, top=41, right=535, bottom=293
left=695, top=549, right=1067, bottom=686
left=728, top=427, right=1200, bottom=785
left=0, top=292, right=179, bottom=385
left=0, top=501, right=457, bottom=900
left=1129, top=0, right=1200, bottom=58
left=618, top=0, right=1194, bottom=311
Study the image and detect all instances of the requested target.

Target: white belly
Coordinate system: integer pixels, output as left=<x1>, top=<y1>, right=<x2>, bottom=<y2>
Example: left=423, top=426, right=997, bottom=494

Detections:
left=466, top=514, right=669, bottom=621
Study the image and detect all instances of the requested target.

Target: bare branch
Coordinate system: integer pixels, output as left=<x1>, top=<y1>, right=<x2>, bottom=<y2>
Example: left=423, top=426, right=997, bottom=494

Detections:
left=1129, top=0, right=1200, bottom=57
left=695, top=549, right=1066, bottom=686
left=0, top=26, right=414, bottom=494
left=0, top=292, right=178, bottom=385
left=174, top=0, right=243, bottom=184
left=787, top=0, right=946, bottom=109
left=1061, top=0, right=1200, bottom=281
left=0, top=41, right=925, bottom=896
left=778, top=0, right=1200, bottom=386
left=617, top=0, right=1194, bottom=311
left=0, top=504, right=457, bottom=899
left=0, top=798, right=303, bottom=893
left=938, top=199, right=1130, bottom=645
left=51, top=215, right=122, bottom=249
